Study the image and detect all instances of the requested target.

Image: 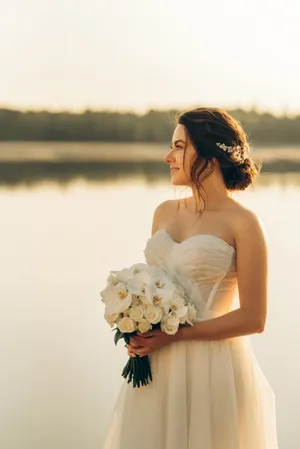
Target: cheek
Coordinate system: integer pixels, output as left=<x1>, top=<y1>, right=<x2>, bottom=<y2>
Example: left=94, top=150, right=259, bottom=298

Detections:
left=177, top=151, right=189, bottom=169
left=179, top=151, right=195, bottom=173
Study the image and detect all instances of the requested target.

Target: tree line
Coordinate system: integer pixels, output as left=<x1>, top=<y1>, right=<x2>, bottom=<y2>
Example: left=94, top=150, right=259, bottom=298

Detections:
left=0, top=107, right=300, bottom=145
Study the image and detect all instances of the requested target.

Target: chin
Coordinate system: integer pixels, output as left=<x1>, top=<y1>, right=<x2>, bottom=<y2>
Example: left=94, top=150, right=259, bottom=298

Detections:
left=171, top=178, right=188, bottom=186
left=170, top=173, right=188, bottom=186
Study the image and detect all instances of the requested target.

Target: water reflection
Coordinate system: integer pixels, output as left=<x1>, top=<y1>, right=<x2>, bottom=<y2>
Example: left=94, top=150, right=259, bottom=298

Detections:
left=1, top=141, right=300, bottom=188
left=1, top=161, right=300, bottom=189
left=0, top=175, right=299, bottom=449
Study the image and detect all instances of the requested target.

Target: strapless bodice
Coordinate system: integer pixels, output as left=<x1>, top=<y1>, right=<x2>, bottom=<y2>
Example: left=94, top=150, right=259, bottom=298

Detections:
left=143, top=229, right=238, bottom=321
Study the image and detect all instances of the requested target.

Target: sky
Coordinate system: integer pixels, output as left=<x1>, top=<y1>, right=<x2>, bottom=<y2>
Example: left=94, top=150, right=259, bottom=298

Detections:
left=1, top=0, right=300, bottom=115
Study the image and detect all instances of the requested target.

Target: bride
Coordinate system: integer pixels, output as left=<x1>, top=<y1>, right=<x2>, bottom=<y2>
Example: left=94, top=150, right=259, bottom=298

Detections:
left=102, top=107, right=279, bottom=449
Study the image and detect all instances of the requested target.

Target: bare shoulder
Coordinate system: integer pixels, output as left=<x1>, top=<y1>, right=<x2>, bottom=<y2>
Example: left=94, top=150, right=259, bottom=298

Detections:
left=229, top=199, right=268, bottom=255
left=151, top=199, right=177, bottom=236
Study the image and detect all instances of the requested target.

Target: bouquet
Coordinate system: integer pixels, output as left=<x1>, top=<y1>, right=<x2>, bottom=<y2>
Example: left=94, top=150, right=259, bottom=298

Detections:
left=100, top=262, right=197, bottom=388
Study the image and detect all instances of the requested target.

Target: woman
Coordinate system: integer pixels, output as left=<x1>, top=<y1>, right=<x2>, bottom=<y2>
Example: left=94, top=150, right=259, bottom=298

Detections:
left=102, top=107, right=278, bottom=449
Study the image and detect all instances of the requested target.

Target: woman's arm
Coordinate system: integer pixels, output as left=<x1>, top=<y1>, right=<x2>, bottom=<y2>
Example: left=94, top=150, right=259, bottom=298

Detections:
left=177, top=209, right=268, bottom=341
left=176, top=308, right=262, bottom=342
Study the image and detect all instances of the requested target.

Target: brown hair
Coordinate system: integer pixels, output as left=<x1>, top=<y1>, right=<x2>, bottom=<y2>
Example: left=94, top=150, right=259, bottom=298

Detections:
left=175, top=107, right=261, bottom=213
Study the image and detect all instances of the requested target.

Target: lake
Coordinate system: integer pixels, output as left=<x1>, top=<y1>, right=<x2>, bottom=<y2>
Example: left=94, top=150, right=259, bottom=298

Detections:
left=0, top=168, right=299, bottom=449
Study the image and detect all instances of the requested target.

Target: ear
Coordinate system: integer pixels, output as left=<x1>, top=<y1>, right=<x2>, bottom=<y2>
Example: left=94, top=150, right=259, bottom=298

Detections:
left=211, top=157, right=219, bottom=168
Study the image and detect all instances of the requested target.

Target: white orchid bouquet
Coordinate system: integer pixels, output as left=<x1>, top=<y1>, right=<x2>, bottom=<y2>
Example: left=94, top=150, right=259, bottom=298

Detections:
left=100, top=262, right=197, bottom=388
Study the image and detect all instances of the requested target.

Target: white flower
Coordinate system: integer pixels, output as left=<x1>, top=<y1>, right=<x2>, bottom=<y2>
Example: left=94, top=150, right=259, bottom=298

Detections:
left=104, top=311, right=120, bottom=327
left=179, top=314, right=188, bottom=324
left=126, top=269, right=173, bottom=307
left=131, top=294, right=140, bottom=306
left=167, top=314, right=180, bottom=327
left=154, top=289, right=187, bottom=316
left=169, top=293, right=186, bottom=309
left=137, top=319, right=152, bottom=333
left=150, top=289, right=171, bottom=312
left=147, top=267, right=176, bottom=295
left=117, top=316, right=137, bottom=333
left=100, top=282, right=132, bottom=314
left=174, top=305, right=188, bottom=319
left=129, top=263, right=150, bottom=274
left=160, top=314, right=179, bottom=335
left=126, top=270, right=153, bottom=295
left=106, top=274, right=119, bottom=286
left=154, top=280, right=180, bottom=311
left=129, top=305, right=145, bottom=322
left=144, top=305, right=163, bottom=324
left=187, top=303, right=197, bottom=325
left=140, top=283, right=156, bottom=305
left=110, top=267, right=135, bottom=283
left=147, top=266, right=168, bottom=281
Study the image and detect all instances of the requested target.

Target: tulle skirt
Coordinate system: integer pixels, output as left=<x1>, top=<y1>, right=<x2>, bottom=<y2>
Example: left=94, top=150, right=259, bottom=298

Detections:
left=102, top=336, right=278, bottom=449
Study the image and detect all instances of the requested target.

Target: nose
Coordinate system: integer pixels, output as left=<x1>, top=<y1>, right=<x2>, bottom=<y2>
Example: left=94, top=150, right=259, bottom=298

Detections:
left=163, top=147, right=176, bottom=165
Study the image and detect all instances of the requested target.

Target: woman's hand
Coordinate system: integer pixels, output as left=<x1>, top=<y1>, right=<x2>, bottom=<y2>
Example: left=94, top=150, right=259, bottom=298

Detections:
left=126, top=343, right=137, bottom=357
left=126, top=328, right=175, bottom=357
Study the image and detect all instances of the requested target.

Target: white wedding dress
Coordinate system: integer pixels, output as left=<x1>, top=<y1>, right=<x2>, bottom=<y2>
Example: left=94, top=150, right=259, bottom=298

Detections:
left=102, top=229, right=278, bottom=449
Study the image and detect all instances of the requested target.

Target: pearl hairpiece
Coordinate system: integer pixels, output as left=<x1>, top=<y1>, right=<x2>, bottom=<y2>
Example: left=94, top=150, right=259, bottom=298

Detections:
left=216, top=142, right=241, bottom=153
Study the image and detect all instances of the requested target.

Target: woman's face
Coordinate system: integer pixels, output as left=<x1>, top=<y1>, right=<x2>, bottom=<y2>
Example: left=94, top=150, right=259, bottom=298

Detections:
left=164, top=124, right=198, bottom=186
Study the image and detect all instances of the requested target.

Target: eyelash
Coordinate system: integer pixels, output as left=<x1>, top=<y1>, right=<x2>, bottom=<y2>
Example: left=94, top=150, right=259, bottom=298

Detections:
left=170, top=145, right=183, bottom=151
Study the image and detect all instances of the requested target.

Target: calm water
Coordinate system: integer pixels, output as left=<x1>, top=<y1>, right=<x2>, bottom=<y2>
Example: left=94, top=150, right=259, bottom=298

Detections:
left=1, top=172, right=300, bottom=449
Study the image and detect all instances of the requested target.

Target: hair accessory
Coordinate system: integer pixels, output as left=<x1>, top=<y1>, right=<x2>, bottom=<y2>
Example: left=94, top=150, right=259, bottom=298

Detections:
left=216, top=142, right=241, bottom=153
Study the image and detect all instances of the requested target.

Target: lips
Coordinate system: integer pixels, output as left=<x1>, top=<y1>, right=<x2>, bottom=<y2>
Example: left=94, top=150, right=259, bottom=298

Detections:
left=170, top=167, right=180, bottom=173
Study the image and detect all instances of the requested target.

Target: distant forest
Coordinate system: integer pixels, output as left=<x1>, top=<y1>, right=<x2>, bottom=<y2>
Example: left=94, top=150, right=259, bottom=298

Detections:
left=1, top=107, right=300, bottom=145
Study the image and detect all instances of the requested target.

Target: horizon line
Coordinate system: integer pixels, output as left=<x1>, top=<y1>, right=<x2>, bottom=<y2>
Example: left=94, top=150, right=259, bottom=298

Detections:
left=0, top=103, right=299, bottom=118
